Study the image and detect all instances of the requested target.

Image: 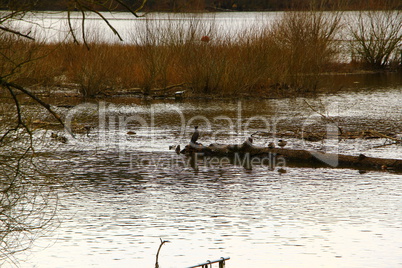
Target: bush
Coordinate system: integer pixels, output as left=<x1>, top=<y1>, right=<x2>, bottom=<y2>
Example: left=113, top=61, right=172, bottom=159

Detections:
left=348, top=8, right=402, bottom=68
left=2, top=11, right=350, bottom=97
left=271, top=10, right=342, bottom=91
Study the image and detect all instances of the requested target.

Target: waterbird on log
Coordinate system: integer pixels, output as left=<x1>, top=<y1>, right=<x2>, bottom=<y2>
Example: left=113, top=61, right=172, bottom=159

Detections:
left=177, top=139, right=402, bottom=173
left=84, top=125, right=91, bottom=137
left=191, top=126, right=199, bottom=145
left=175, top=145, right=181, bottom=154
left=278, top=139, right=287, bottom=148
left=268, top=142, right=275, bottom=149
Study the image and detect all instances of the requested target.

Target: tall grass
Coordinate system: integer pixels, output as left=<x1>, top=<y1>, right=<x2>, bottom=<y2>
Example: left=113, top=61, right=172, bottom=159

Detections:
left=8, top=10, right=399, bottom=98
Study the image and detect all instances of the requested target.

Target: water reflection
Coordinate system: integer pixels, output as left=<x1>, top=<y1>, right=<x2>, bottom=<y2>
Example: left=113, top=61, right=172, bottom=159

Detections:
left=10, top=84, right=402, bottom=267
left=27, top=148, right=402, bottom=268
left=0, top=157, right=59, bottom=266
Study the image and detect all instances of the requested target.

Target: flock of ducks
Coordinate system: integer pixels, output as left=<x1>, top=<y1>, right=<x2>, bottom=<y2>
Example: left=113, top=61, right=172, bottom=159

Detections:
left=190, top=125, right=288, bottom=149
left=52, top=125, right=288, bottom=151
left=52, top=125, right=288, bottom=150
left=171, top=126, right=288, bottom=153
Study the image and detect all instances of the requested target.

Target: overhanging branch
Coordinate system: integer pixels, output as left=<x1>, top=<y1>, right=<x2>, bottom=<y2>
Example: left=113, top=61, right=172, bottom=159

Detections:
left=0, top=26, right=34, bottom=40
left=0, top=79, right=74, bottom=137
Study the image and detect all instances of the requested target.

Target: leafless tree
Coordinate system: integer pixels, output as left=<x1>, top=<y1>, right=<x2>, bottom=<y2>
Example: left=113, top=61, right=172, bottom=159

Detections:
left=0, top=0, right=147, bottom=264
left=348, top=3, right=402, bottom=68
left=272, top=7, right=343, bottom=90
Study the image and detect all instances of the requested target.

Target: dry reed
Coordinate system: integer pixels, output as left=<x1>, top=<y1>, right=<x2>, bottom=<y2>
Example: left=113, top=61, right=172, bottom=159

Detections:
left=2, top=9, right=399, bottom=98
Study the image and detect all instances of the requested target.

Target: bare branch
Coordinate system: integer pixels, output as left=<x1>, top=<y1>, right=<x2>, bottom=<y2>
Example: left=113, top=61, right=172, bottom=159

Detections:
left=115, top=0, right=148, bottom=17
left=155, top=238, right=170, bottom=268
left=0, top=26, right=34, bottom=40
left=304, top=100, right=343, bottom=135
left=67, top=11, right=79, bottom=44
left=80, top=9, right=90, bottom=49
left=0, top=80, right=74, bottom=137
left=81, top=5, right=123, bottom=41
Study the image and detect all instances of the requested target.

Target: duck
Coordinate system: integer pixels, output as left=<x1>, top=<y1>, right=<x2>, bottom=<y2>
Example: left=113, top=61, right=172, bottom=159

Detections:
left=58, top=135, right=68, bottom=143
left=268, top=142, right=275, bottom=149
left=51, top=132, right=67, bottom=143
left=247, top=137, right=253, bottom=144
left=278, top=139, right=287, bottom=148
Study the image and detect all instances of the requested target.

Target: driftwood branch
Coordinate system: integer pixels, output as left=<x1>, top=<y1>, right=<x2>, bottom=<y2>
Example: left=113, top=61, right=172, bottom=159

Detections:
left=304, top=100, right=343, bottom=135
left=368, top=130, right=401, bottom=143
left=155, top=238, right=170, bottom=268
left=180, top=141, right=402, bottom=172
left=251, top=131, right=271, bottom=137
left=152, top=83, right=186, bottom=93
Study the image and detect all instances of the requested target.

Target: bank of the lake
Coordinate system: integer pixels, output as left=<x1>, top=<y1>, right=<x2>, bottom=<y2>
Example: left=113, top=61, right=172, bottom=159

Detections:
left=8, top=11, right=402, bottom=98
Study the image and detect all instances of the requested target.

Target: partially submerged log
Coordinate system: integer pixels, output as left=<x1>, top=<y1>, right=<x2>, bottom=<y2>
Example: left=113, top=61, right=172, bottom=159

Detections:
left=179, top=141, right=402, bottom=172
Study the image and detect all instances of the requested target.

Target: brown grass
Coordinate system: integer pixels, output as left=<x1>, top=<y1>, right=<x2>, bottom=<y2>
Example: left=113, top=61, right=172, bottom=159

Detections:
left=2, top=9, right=399, bottom=98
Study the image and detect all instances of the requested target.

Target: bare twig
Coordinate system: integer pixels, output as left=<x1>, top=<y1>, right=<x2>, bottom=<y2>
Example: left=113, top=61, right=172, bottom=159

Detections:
left=82, top=6, right=123, bottom=41
left=251, top=131, right=271, bottom=137
left=115, top=0, right=148, bottom=17
left=0, top=79, right=74, bottom=137
left=65, top=0, right=148, bottom=49
left=67, top=10, right=79, bottom=44
left=155, top=238, right=170, bottom=268
left=368, top=130, right=401, bottom=143
left=152, top=83, right=186, bottom=93
left=0, top=26, right=34, bottom=40
left=304, top=100, right=343, bottom=135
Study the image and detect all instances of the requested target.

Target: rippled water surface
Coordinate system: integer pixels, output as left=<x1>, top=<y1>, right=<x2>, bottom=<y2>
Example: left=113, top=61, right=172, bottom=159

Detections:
left=8, top=82, right=402, bottom=268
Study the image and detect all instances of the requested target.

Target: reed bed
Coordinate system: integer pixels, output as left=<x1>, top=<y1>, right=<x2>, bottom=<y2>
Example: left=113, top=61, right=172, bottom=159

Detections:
left=2, top=10, right=401, bottom=98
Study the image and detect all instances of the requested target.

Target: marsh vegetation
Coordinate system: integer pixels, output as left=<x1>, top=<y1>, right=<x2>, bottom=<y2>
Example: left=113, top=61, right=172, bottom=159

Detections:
left=1, top=1, right=402, bottom=267
left=2, top=7, right=401, bottom=99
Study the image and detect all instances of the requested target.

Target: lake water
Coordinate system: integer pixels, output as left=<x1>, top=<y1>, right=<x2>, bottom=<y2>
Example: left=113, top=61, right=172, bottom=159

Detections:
left=13, top=10, right=369, bottom=44
left=3, top=75, right=402, bottom=267
left=2, top=10, right=402, bottom=268
left=14, top=11, right=283, bottom=43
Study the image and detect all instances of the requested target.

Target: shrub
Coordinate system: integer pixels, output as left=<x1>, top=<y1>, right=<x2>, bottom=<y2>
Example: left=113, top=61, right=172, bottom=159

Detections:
left=348, top=9, right=402, bottom=68
left=271, top=10, right=342, bottom=91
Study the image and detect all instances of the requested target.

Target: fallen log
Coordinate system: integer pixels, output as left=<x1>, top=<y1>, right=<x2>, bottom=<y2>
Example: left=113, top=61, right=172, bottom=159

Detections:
left=179, top=141, right=402, bottom=172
